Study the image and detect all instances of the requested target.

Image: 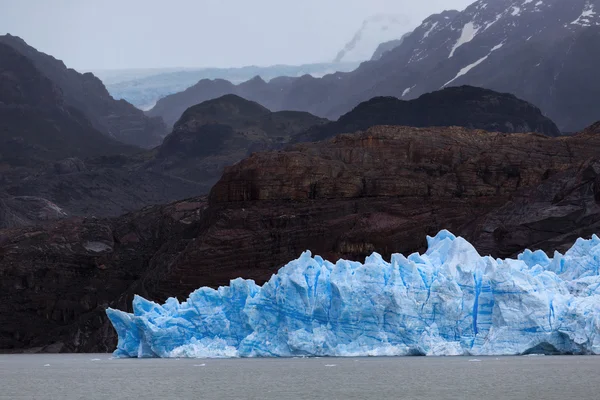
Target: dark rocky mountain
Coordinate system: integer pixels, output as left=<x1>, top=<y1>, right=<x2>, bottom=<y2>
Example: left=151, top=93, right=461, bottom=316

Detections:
left=0, top=70, right=565, bottom=228
left=148, top=79, right=237, bottom=128
left=0, top=41, right=202, bottom=226
left=293, top=85, right=560, bottom=143
left=370, top=11, right=461, bottom=61
left=0, top=42, right=135, bottom=166
left=148, top=0, right=600, bottom=133
left=3, top=122, right=600, bottom=352
left=0, top=34, right=167, bottom=148
left=0, top=93, right=326, bottom=226
left=148, top=94, right=328, bottom=190
left=148, top=87, right=559, bottom=192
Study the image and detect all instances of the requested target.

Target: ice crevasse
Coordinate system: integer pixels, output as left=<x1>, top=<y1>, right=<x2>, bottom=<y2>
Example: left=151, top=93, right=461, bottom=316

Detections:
left=106, top=230, right=600, bottom=358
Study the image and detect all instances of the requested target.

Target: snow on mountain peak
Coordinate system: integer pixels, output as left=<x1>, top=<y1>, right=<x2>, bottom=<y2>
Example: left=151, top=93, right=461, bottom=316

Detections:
left=449, top=22, right=480, bottom=57
left=334, top=14, right=413, bottom=63
left=571, top=1, right=599, bottom=26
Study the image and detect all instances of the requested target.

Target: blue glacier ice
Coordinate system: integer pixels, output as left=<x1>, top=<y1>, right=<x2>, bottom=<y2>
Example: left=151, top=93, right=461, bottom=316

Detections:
left=106, top=230, right=600, bottom=358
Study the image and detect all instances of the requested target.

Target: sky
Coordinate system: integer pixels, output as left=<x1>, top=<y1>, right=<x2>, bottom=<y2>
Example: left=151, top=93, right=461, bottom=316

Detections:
left=0, top=0, right=474, bottom=71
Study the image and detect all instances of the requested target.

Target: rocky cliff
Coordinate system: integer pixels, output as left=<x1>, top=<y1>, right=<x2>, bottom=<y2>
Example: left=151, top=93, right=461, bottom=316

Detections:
left=3, top=123, right=600, bottom=352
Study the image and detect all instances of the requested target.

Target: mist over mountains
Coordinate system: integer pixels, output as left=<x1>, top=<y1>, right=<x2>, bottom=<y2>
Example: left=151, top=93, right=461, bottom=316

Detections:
left=143, top=0, right=600, bottom=133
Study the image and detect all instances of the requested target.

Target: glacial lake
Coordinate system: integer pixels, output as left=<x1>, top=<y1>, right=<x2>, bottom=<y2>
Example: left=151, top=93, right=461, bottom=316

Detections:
left=1, top=354, right=599, bottom=400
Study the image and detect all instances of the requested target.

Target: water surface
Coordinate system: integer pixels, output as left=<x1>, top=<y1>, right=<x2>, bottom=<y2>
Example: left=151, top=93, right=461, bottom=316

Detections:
left=1, top=354, right=598, bottom=399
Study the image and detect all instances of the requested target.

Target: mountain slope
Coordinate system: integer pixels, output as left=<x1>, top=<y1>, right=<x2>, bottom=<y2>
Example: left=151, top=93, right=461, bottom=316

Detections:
left=0, top=34, right=167, bottom=148
left=334, top=14, right=413, bottom=63
left=293, top=86, right=560, bottom=143
left=149, top=0, right=600, bottom=132
left=0, top=42, right=135, bottom=166
left=149, top=94, right=328, bottom=190
left=0, top=42, right=203, bottom=227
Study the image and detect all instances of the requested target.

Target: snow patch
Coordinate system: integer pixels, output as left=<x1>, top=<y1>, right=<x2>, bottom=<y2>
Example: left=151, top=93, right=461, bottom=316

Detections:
left=449, top=22, right=480, bottom=58
left=402, top=85, right=416, bottom=97
left=571, top=2, right=597, bottom=26
left=422, top=21, right=439, bottom=39
left=444, top=43, right=504, bottom=87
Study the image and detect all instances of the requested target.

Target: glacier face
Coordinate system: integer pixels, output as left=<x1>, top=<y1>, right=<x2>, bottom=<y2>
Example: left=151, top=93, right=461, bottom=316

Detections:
left=106, top=231, right=600, bottom=358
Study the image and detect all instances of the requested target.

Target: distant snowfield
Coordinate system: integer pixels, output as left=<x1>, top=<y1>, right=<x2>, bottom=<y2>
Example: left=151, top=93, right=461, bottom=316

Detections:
left=93, top=62, right=360, bottom=110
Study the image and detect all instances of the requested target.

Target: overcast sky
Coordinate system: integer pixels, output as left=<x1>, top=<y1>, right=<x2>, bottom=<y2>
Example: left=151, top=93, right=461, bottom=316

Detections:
left=0, top=0, right=473, bottom=70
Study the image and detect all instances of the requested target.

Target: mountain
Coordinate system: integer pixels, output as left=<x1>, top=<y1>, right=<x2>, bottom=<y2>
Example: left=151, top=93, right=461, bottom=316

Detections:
left=148, top=94, right=328, bottom=191
left=293, top=86, right=560, bottom=143
left=150, top=86, right=562, bottom=192
left=0, top=42, right=135, bottom=166
left=0, top=40, right=203, bottom=226
left=370, top=33, right=410, bottom=61
left=0, top=39, right=566, bottom=230
left=0, top=34, right=167, bottom=148
left=0, top=94, right=327, bottom=226
left=333, top=14, right=413, bottom=63
left=149, top=0, right=600, bottom=133
left=4, top=121, right=600, bottom=352
left=97, top=63, right=360, bottom=111
left=370, top=11, right=461, bottom=61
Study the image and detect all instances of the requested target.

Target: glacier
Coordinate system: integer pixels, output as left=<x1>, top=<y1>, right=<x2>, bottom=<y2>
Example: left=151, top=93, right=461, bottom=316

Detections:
left=106, top=230, right=600, bottom=358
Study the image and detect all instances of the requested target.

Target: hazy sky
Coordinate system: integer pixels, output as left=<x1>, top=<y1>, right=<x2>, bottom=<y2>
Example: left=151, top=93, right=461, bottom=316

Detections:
left=0, top=0, right=473, bottom=70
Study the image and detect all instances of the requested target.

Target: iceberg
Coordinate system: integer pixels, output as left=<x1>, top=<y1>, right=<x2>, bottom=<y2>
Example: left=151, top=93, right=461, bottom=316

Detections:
left=106, top=230, right=600, bottom=358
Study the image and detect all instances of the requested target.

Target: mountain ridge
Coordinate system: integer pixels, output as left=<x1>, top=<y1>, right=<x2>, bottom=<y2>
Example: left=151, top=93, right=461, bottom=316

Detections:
left=292, top=85, right=560, bottom=143
left=0, top=34, right=167, bottom=148
left=147, top=0, right=600, bottom=132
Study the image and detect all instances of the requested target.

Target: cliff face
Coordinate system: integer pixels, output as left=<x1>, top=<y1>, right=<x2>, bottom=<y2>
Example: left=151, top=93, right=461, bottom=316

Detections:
left=0, top=198, right=209, bottom=352
left=2, top=124, right=600, bottom=352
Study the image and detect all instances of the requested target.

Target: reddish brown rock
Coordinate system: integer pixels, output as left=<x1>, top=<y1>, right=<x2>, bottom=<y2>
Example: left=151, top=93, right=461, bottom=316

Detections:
left=3, top=125, right=600, bottom=352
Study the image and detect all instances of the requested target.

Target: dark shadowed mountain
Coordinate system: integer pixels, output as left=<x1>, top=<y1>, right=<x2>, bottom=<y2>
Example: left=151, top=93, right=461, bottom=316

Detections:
left=148, top=0, right=600, bottom=133
left=0, top=34, right=167, bottom=148
left=0, top=42, right=202, bottom=225
left=0, top=42, right=135, bottom=166
left=0, top=46, right=568, bottom=229
left=293, top=86, right=560, bottom=143
left=0, top=92, right=327, bottom=226
left=148, top=94, right=328, bottom=190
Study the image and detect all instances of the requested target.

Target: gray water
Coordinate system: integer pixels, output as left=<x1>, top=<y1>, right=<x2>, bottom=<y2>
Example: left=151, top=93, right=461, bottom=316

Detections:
left=1, top=354, right=599, bottom=400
